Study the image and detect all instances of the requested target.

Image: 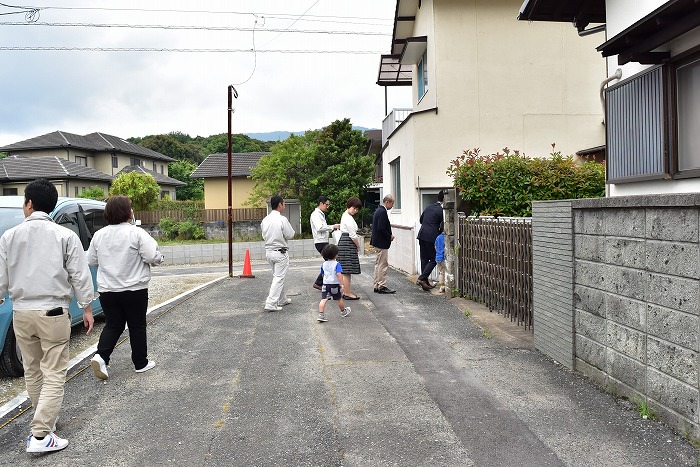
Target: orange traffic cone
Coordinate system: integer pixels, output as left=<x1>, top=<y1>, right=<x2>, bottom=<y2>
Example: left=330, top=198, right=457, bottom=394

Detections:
left=239, top=248, right=255, bottom=278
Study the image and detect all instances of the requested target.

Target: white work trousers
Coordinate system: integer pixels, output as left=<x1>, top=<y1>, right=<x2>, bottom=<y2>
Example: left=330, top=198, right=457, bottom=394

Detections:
left=265, top=250, right=289, bottom=308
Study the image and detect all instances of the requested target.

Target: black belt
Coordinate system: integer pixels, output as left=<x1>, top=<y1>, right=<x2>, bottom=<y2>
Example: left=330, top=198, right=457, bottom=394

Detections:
left=276, top=248, right=288, bottom=254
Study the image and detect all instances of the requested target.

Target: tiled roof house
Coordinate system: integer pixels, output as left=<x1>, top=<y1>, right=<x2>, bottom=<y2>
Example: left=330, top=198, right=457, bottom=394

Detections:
left=0, top=130, right=184, bottom=198
left=191, top=152, right=268, bottom=209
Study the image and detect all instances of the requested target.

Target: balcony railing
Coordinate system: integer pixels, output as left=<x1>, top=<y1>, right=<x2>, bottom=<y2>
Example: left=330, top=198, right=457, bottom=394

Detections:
left=382, top=108, right=412, bottom=146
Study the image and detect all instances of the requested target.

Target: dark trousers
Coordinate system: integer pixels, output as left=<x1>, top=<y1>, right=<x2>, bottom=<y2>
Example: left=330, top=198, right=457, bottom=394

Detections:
left=96, top=289, right=149, bottom=370
left=418, top=239, right=437, bottom=281
left=314, top=242, right=328, bottom=287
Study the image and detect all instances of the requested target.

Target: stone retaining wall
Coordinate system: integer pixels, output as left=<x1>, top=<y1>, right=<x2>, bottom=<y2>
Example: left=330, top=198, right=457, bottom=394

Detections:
left=533, top=194, right=699, bottom=440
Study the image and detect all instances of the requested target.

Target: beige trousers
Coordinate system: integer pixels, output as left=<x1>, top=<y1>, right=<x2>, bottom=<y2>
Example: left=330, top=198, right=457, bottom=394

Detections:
left=373, top=248, right=389, bottom=289
left=13, top=309, right=71, bottom=437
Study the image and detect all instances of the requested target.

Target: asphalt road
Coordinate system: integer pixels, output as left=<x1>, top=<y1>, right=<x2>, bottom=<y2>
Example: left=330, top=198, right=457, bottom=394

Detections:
left=0, top=266, right=227, bottom=408
left=0, top=259, right=697, bottom=466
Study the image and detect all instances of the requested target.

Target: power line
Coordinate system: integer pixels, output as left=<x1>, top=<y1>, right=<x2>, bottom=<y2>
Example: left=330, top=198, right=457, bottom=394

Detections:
left=9, top=5, right=393, bottom=25
left=0, top=46, right=384, bottom=53
left=0, top=1, right=38, bottom=20
left=0, top=21, right=390, bottom=36
left=37, top=5, right=391, bottom=21
left=262, top=0, right=319, bottom=47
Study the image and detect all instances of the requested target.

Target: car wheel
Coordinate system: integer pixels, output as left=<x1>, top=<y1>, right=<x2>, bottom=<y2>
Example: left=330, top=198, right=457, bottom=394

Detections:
left=0, top=323, right=24, bottom=377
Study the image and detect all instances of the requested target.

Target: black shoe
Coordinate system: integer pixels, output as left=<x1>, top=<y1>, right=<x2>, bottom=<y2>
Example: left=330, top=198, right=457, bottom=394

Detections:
left=417, top=279, right=431, bottom=291
left=376, top=286, right=396, bottom=294
left=313, top=283, right=322, bottom=290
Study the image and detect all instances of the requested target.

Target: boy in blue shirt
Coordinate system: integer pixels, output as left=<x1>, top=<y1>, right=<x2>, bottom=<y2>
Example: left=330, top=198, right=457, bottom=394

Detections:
left=435, top=231, right=446, bottom=293
left=318, top=244, right=351, bottom=322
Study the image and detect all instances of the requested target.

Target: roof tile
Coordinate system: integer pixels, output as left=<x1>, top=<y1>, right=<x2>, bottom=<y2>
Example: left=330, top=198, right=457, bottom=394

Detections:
left=0, top=130, right=174, bottom=162
left=191, top=152, right=268, bottom=178
left=0, top=156, right=114, bottom=182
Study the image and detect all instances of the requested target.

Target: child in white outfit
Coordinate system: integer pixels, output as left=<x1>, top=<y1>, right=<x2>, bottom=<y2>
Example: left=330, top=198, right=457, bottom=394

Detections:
left=318, top=244, right=351, bottom=322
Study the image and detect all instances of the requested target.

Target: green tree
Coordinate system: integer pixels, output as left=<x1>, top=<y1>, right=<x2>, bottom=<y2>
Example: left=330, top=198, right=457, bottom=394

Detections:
left=110, top=172, right=160, bottom=211
left=168, top=159, right=203, bottom=200
left=248, top=118, right=373, bottom=232
left=128, top=132, right=275, bottom=164
left=204, top=134, right=274, bottom=154
left=78, top=186, right=106, bottom=200
left=134, top=133, right=204, bottom=164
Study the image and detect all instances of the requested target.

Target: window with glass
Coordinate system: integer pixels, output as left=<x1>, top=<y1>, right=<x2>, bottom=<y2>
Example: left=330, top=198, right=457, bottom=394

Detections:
left=112, top=155, right=118, bottom=168
left=56, top=211, right=81, bottom=238
left=420, top=190, right=442, bottom=214
left=390, top=157, right=401, bottom=209
left=75, top=155, right=87, bottom=167
left=130, top=157, right=142, bottom=167
left=83, top=209, right=106, bottom=236
left=676, top=57, right=700, bottom=171
left=417, top=51, right=428, bottom=100
left=2, top=188, right=17, bottom=196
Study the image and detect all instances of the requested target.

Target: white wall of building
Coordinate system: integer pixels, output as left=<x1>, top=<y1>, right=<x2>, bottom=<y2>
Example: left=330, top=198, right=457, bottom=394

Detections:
left=604, top=1, right=700, bottom=196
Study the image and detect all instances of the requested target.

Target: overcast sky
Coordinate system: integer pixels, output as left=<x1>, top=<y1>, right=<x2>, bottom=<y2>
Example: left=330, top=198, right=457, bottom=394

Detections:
left=0, top=1, right=411, bottom=144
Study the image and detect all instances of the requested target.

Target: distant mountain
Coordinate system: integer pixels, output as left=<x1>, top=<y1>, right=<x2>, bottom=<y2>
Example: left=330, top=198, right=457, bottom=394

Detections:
left=244, top=131, right=304, bottom=142
left=246, top=126, right=375, bottom=142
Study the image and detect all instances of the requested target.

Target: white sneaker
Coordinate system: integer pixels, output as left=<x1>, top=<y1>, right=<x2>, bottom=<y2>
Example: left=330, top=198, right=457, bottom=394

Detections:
left=341, top=307, right=351, bottom=318
left=26, top=432, right=69, bottom=453
left=264, top=305, right=283, bottom=312
left=135, top=360, right=156, bottom=373
left=90, top=354, right=109, bottom=380
left=317, top=312, right=328, bottom=322
left=278, top=298, right=292, bottom=306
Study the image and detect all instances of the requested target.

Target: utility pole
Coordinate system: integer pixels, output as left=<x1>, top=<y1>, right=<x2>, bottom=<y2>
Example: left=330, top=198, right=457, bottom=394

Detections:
left=227, top=85, right=238, bottom=277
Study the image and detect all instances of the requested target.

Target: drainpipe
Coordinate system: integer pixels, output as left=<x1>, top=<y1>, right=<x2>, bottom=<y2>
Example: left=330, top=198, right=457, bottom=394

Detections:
left=578, top=24, right=606, bottom=37
left=600, top=68, right=622, bottom=125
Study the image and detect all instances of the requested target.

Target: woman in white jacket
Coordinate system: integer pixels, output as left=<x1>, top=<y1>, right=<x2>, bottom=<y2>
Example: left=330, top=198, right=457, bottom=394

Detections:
left=87, top=196, right=164, bottom=380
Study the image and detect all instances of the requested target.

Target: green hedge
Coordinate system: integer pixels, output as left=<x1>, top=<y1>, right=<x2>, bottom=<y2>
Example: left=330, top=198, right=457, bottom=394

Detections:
left=446, top=147, right=605, bottom=217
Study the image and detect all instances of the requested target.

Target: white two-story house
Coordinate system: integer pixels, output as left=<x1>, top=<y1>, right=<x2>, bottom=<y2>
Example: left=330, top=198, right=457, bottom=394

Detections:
left=519, top=0, right=700, bottom=197
left=377, top=0, right=607, bottom=274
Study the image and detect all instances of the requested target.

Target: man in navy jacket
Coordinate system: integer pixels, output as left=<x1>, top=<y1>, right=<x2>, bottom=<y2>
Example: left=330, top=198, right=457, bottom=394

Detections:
left=370, top=194, right=396, bottom=294
left=416, top=190, right=444, bottom=291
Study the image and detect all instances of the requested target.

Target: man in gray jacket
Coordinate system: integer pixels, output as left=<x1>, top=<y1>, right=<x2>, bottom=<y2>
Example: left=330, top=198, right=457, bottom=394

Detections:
left=0, top=179, right=95, bottom=453
left=261, top=195, right=296, bottom=312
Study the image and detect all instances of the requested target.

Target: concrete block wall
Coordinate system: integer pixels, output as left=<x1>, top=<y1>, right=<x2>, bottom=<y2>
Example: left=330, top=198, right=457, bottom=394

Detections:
left=159, top=237, right=364, bottom=266
left=531, top=201, right=575, bottom=369
left=160, top=239, right=314, bottom=265
left=532, top=194, right=700, bottom=439
left=571, top=195, right=699, bottom=439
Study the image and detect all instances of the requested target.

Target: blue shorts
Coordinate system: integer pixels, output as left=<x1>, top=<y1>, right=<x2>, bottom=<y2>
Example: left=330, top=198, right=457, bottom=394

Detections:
left=321, top=284, right=342, bottom=300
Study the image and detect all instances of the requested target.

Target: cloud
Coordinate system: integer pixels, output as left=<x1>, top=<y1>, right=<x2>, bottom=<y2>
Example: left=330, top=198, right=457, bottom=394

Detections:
left=0, top=0, right=411, bottom=144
